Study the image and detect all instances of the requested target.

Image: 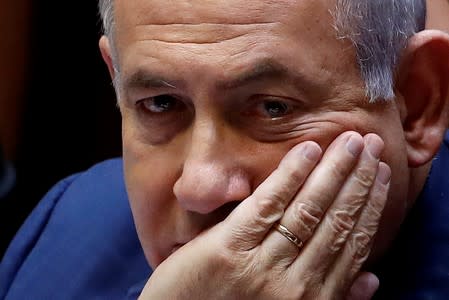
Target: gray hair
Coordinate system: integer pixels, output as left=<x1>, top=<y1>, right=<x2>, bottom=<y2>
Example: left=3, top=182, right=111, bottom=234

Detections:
left=98, top=0, right=426, bottom=101
left=334, top=0, right=426, bottom=101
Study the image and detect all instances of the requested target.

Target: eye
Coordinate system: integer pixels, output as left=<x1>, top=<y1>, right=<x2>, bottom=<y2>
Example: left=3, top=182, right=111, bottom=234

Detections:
left=140, top=95, right=182, bottom=113
left=263, top=100, right=289, bottom=117
left=134, top=94, right=192, bottom=144
left=255, top=99, right=292, bottom=119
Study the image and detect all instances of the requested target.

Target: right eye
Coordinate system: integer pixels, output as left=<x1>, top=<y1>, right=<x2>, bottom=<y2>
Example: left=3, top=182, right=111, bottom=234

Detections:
left=134, top=94, right=192, bottom=144
left=139, top=95, right=183, bottom=114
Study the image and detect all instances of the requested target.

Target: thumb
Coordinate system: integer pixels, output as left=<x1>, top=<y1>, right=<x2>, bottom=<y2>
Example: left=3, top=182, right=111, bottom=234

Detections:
left=346, top=272, right=379, bottom=300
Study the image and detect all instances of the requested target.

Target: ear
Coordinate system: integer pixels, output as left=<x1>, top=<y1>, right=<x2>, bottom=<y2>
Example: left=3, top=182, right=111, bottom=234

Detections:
left=396, top=30, right=449, bottom=168
left=99, top=35, right=116, bottom=81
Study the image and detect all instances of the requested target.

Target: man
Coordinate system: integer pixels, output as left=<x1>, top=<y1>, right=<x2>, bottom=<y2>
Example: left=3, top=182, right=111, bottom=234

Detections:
left=1, top=0, right=449, bottom=299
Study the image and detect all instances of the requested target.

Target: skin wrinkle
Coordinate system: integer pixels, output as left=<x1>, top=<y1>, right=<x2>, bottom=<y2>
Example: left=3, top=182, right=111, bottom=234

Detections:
left=117, top=38, right=356, bottom=109
left=137, top=21, right=281, bottom=26
left=118, top=0, right=297, bottom=27
left=258, top=121, right=350, bottom=144
left=133, top=21, right=280, bottom=45
left=249, top=110, right=360, bottom=137
left=106, top=0, right=420, bottom=270
left=142, top=34, right=251, bottom=45
left=93, top=2, right=449, bottom=298
left=131, top=36, right=272, bottom=65
left=106, top=0, right=426, bottom=101
left=135, top=28, right=251, bottom=46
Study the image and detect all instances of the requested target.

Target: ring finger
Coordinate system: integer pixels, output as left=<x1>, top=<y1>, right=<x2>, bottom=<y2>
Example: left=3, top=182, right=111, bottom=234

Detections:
left=261, top=131, right=365, bottom=264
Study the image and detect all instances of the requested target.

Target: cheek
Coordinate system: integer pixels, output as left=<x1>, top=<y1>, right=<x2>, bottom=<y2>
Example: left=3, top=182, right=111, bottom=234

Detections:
left=122, top=122, right=184, bottom=262
left=242, top=118, right=358, bottom=190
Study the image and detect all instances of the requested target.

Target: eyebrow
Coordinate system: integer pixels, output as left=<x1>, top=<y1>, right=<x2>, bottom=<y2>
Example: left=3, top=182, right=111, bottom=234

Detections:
left=217, top=59, right=317, bottom=91
left=123, top=59, right=321, bottom=94
left=123, top=70, right=177, bottom=90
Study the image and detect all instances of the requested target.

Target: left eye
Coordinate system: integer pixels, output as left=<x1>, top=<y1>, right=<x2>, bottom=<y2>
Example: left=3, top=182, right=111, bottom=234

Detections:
left=141, top=95, right=181, bottom=113
left=259, top=100, right=291, bottom=118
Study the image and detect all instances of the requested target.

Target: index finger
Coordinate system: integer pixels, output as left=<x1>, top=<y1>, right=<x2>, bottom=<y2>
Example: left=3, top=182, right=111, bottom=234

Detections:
left=223, top=141, right=322, bottom=251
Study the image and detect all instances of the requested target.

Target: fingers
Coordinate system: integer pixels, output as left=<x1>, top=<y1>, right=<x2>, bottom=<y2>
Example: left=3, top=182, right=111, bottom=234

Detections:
left=290, top=134, right=384, bottom=275
left=223, top=141, right=322, bottom=251
left=346, top=272, right=380, bottom=300
left=262, top=132, right=364, bottom=260
left=326, top=162, right=390, bottom=295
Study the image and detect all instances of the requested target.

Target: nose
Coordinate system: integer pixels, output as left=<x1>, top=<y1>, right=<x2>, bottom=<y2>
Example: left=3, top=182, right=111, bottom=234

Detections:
left=173, top=119, right=252, bottom=215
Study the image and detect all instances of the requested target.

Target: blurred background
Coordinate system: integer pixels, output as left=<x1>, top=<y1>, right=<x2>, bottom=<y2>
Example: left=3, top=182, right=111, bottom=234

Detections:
left=0, top=1, right=121, bottom=256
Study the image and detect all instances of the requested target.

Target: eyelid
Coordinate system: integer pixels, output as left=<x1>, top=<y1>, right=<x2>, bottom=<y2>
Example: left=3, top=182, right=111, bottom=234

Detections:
left=135, top=93, right=182, bottom=105
left=239, top=95, right=306, bottom=120
left=248, top=95, right=302, bottom=111
left=137, top=94, right=194, bottom=119
left=251, top=94, right=302, bottom=104
left=126, top=85, right=185, bottom=105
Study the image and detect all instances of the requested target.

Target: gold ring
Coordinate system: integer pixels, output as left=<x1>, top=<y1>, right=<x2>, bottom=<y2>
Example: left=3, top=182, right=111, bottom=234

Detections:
left=274, top=223, right=303, bottom=248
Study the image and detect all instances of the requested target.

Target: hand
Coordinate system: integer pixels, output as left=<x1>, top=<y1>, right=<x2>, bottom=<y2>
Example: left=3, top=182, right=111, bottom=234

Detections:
left=139, top=131, right=390, bottom=299
left=347, top=272, right=380, bottom=300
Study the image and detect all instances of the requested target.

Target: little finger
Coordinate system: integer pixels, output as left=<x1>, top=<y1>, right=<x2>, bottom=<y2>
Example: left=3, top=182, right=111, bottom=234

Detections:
left=324, top=162, right=390, bottom=296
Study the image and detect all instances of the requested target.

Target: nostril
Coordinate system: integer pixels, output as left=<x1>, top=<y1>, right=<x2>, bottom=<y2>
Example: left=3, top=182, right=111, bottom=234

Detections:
left=217, top=200, right=242, bottom=222
left=197, top=200, right=243, bottom=230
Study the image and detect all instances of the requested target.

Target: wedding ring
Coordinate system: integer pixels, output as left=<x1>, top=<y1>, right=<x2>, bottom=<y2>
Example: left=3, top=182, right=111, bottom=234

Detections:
left=274, top=223, right=303, bottom=248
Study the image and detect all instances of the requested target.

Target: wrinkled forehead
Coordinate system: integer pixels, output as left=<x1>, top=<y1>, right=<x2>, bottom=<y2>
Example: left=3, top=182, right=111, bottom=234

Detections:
left=114, top=0, right=338, bottom=35
left=111, top=0, right=360, bottom=93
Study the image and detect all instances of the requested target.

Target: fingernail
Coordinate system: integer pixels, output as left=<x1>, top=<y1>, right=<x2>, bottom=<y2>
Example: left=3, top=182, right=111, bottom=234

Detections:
left=346, top=135, right=363, bottom=157
left=366, top=135, right=383, bottom=159
left=302, top=143, right=322, bottom=161
left=377, top=162, right=391, bottom=185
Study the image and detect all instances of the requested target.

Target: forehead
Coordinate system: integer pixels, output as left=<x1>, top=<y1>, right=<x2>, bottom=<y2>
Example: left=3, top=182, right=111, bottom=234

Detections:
left=113, top=0, right=361, bottom=98
left=114, top=0, right=338, bottom=36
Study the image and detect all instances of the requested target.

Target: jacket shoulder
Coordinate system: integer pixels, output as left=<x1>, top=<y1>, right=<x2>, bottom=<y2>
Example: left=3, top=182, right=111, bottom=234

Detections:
left=0, top=158, right=150, bottom=299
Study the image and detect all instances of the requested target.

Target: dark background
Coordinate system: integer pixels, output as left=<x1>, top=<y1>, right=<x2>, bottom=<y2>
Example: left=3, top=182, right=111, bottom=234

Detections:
left=0, top=1, right=122, bottom=256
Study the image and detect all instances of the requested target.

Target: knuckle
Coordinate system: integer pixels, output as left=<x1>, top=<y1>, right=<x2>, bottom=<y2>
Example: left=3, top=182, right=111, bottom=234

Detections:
left=252, top=195, right=284, bottom=223
left=325, top=210, right=354, bottom=252
left=226, top=225, right=262, bottom=251
left=342, top=193, right=367, bottom=214
left=353, top=166, right=376, bottom=189
left=293, top=202, right=323, bottom=238
left=349, top=231, right=373, bottom=264
left=330, top=210, right=355, bottom=233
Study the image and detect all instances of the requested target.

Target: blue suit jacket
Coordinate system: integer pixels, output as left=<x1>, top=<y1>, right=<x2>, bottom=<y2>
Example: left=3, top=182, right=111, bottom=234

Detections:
left=0, top=160, right=150, bottom=299
left=1, top=131, right=448, bottom=299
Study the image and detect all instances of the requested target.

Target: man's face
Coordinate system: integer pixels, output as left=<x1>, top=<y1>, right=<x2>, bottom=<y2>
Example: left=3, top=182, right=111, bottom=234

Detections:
left=113, top=0, right=412, bottom=268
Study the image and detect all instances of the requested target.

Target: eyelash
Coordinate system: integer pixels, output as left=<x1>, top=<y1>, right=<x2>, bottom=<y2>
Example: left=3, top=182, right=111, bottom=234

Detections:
left=243, top=96, right=297, bottom=119
left=136, top=94, right=298, bottom=122
left=137, top=95, right=185, bottom=114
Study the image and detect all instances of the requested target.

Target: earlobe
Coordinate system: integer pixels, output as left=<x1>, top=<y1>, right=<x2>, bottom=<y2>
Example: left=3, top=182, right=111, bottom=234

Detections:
left=396, top=30, right=449, bottom=168
left=99, top=35, right=115, bottom=81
